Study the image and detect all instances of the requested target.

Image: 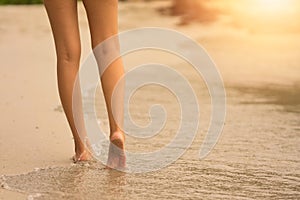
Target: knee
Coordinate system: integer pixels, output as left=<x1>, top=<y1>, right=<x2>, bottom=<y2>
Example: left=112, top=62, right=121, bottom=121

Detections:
left=56, top=43, right=81, bottom=65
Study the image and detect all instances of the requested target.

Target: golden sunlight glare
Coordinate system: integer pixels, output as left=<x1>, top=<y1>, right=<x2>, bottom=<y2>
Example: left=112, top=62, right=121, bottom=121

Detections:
left=256, top=0, right=294, bottom=13
left=224, top=0, right=300, bottom=33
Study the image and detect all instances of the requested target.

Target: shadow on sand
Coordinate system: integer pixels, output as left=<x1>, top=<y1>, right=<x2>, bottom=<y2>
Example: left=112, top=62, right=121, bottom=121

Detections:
left=231, top=83, right=300, bottom=113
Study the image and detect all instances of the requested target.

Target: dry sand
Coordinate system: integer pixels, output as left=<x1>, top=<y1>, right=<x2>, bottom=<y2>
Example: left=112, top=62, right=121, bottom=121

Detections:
left=0, top=1, right=299, bottom=199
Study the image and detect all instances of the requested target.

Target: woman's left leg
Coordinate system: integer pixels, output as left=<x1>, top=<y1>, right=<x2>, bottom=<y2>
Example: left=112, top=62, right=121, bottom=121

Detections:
left=44, top=0, right=92, bottom=162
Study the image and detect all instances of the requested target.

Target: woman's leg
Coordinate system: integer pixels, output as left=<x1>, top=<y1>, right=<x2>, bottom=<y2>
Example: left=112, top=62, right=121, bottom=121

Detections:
left=82, top=0, right=126, bottom=168
left=44, top=0, right=91, bottom=161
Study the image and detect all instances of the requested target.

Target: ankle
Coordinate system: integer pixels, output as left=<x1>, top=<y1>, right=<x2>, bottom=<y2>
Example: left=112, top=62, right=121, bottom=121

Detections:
left=74, top=142, right=86, bottom=154
left=110, top=130, right=125, bottom=142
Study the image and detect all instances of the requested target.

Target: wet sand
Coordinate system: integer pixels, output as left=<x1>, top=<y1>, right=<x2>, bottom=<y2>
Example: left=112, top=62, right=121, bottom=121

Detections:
left=0, top=1, right=300, bottom=199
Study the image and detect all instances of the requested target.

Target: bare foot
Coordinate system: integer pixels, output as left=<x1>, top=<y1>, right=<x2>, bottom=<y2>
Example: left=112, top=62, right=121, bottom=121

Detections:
left=106, top=131, right=126, bottom=169
left=72, top=149, right=93, bottom=163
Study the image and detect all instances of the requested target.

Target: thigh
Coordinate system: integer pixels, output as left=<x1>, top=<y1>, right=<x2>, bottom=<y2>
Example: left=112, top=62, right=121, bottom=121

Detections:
left=44, top=0, right=81, bottom=61
left=82, top=0, right=119, bottom=49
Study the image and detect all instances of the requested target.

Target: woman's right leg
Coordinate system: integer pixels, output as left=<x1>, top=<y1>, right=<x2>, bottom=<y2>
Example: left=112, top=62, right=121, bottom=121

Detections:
left=82, top=0, right=126, bottom=169
left=44, top=0, right=91, bottom=161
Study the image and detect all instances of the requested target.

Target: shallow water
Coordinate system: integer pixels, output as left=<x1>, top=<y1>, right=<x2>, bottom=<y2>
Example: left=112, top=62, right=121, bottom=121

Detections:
left=1, top=84, right=300, bottom=199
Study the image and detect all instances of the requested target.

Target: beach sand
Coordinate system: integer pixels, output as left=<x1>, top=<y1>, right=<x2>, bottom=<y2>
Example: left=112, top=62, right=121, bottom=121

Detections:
left=0, top=1, right=299, bottom=199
